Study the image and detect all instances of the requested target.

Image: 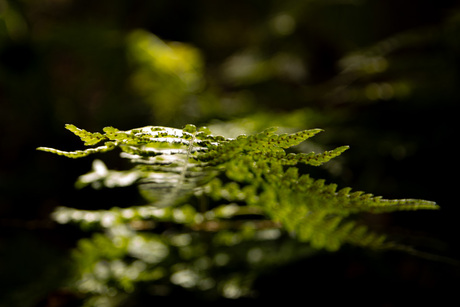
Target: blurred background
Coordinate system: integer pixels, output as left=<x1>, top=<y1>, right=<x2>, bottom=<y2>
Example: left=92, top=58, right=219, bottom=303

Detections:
left=1, top=0, right=459, bottom=306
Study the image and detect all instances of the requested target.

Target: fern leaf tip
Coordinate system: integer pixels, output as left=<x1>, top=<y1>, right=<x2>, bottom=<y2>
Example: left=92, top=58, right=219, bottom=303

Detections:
left=64, top=123, right=77, bottom=130
left=183, top=124, right=197, bottom=133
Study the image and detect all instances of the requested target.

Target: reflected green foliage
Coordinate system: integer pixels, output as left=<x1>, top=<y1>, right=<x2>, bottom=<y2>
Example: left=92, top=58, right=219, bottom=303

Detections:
left=38, top=124, right=437, bottom=304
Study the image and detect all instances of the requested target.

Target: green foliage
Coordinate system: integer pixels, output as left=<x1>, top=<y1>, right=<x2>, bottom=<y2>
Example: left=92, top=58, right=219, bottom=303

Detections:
left=38, top=124, right=438, bottom=303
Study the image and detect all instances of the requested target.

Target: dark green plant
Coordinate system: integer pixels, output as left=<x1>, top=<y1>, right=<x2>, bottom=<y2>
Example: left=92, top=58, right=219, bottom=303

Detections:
left=37, top=124, right=438, bottom=305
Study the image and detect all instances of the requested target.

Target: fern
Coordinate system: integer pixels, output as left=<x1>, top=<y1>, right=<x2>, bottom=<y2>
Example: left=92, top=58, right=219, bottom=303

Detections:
left=38, top=123, right=437, bottom=247
left=38, top=124, right=438, bottom=300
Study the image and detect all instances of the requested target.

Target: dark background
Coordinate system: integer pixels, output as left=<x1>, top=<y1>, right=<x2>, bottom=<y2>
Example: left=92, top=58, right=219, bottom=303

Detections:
left=1, top=0, right=459, bottom=306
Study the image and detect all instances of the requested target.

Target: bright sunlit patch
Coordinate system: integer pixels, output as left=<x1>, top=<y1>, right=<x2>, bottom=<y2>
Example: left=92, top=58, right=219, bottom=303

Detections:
left=83, top=212, right=99, bottom=223
left=222, top=279, right=246, bottom=299
left=127, top=235, right=169, bottom=264
left=100, top=212, right=117, bottom=227
left=121, top=208, right=135, bottom=219
left=170, top=269, right=199, bottom=288
left=170, top=233, right=192, bottom=246
left=255, top=228, right=281, bottom=240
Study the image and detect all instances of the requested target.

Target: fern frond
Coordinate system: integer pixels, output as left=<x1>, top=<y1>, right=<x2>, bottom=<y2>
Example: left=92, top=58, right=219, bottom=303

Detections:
left=36, top=144, right=116, bottom=158
left=66, top=124, right=107, bottom=146
left=280, top=145, right=350, bottom=166
left=204, top=158, right=437, bottom=249
left=39, top=124, right=438, bottom=251
left=290, top=212, right=387, bottom=251
left=196, top=127, right=324, bottom=165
